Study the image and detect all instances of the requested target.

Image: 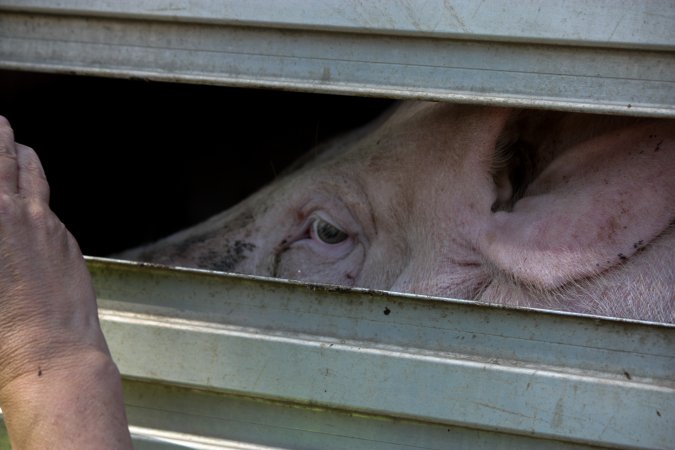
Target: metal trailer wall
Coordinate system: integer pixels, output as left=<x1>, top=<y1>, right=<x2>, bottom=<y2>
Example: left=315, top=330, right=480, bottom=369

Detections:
left=1, top=0, right=674, bottom=117
left=0, top=1, right=674, bottom=449
left=1, top=258, right=674, bottom=449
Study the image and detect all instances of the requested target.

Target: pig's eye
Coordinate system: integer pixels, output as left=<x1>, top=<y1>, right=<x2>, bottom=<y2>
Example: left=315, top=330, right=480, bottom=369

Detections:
left=311, top=218, right=349, bottom=244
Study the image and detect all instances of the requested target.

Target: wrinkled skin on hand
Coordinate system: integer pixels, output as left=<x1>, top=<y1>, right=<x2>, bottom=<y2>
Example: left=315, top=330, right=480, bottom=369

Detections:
left=0, top=116, right=131, bottom=449
left=0, top=116, right=107, bottom=386
left=121, top=102, right=675, bottom=323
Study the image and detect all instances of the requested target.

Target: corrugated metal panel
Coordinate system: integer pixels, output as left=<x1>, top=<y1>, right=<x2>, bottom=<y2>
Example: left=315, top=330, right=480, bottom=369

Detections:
left=1, top=0, right=674, bottom=117
left=91, top=259, right=675, bottom=448
left=1, top=260, right=673, bottom=449
left=2, top=0, right=673, bottom=48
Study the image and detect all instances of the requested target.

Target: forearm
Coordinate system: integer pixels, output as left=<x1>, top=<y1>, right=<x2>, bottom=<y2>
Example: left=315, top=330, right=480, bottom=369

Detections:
left=0, top=351, right=132, bottom=450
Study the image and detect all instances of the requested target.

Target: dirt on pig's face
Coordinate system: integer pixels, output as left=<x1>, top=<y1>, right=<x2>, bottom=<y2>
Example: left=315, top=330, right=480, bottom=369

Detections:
left=119, top=101, right=675, bottom=323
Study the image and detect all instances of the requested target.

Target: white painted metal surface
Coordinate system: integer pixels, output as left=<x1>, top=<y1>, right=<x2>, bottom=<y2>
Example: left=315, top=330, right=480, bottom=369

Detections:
left=4, top=260, right=674, bottom=450
left=1, top=259, right=673, bottom=449
left=89, top=258, right=674, bottom=449
left=1, top=1, right=674, bottom=116
left=2, top=0, right=673, bottom=48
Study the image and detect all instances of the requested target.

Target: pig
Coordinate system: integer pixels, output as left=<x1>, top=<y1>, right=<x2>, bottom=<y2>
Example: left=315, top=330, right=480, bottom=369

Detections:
left=118, top=101, right=675, bottom=323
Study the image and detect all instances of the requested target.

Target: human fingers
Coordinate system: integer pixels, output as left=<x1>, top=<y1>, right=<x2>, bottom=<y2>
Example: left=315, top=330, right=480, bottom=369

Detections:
left=17, top=144, right=50, bottom=204
left=0, top=116, right=18, bottom=194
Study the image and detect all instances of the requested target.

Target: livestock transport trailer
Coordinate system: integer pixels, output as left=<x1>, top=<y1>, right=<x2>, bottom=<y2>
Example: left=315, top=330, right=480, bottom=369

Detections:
left=0, top=1, right=674, bottom=449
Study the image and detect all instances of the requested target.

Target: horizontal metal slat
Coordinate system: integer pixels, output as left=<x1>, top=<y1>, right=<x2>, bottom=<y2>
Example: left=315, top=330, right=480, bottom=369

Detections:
left=90, top=258, right=673, bottom=450
left=1, top=0, right=673, bottom=49
left=123, top=380, right=612, bottom=450
left=1, top=1, right=674, bottom=116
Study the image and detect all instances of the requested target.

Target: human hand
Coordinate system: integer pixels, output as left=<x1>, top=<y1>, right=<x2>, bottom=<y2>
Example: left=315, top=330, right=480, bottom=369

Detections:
left=0, top=116, right=131, bottom=449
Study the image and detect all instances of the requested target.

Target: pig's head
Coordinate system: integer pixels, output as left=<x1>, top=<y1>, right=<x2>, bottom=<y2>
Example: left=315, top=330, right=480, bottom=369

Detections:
left=119, top=102, right=674, bottom=322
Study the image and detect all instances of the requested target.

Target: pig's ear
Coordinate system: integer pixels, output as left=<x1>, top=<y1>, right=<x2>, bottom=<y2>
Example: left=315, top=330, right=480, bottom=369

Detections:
left=478, top=118, right=674, bottom=290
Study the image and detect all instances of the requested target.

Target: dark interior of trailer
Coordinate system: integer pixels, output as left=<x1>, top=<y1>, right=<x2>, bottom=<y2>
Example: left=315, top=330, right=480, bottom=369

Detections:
left=0, top=70, right=394, bottom=257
